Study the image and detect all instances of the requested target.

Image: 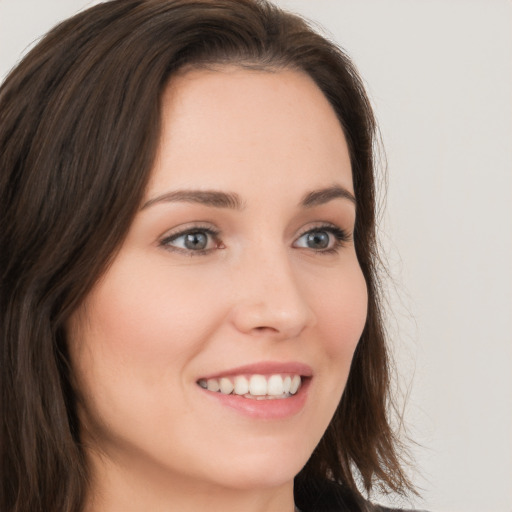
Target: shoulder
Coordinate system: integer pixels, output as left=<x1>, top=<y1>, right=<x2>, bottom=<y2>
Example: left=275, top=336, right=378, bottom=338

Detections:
left=374, top=507, right=427, bottom=512
left=295, top=478, right=427, bottom=512
left=375, top=507, right=428, bottom=512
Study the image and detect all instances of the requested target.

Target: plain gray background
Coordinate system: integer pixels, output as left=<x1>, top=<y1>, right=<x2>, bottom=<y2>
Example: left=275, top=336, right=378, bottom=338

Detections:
left=1, top=1, right=511, bottom=511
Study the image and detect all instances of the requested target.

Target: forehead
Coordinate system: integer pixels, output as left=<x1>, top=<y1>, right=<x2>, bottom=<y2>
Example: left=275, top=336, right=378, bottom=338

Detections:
left=147, top=66, right=352, bottom=199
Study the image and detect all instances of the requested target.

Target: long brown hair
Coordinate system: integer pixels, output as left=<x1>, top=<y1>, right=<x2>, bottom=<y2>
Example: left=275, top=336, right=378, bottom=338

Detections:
left=0, top=1, right=413, bottom=510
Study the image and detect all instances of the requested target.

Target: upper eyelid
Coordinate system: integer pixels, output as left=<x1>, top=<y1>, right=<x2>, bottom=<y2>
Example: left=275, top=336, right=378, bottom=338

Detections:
left=297, top=221, right=338, bottom=232
left=159, top=223, right=219, bottom=240
left=294, top=225, right=350, bottom=243
left=295, top=222, right=350, bottom=238
left=160, top=222, right=346, bottom=239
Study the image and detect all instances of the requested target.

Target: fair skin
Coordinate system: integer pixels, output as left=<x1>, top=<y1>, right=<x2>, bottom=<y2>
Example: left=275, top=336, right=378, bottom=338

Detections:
left=68, top=67, right=368, bottom=512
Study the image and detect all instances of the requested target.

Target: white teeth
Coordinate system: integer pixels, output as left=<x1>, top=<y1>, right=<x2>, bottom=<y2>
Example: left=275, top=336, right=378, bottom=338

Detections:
left=267, top=374, right=284, bottom=396
left=234, top=376, right=249, bottom=395
left=207, top=379, right=220, bottom=392
left=290, top=375, right=301, bottom=394
left=249, top=375, right=267, bottom=396
left=200, top=374, right=303, bottom=399
left=219, top=377, right=234, bottom=395
left=283, top=375, right=291, bottom=393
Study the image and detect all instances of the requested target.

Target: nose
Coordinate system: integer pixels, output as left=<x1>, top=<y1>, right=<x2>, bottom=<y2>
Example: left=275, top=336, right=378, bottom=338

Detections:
left=229, top=248, right=316, bottom=340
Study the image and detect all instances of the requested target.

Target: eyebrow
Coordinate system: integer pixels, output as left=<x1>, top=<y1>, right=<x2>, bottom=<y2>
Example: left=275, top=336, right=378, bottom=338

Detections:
left=300, top=185, right=356, bottom=208
left=141, top=190, right=245, bottom=210
left=141, top=184, right=356, bottom=211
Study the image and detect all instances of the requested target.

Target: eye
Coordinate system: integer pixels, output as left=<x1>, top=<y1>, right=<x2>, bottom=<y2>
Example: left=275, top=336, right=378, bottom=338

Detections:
left=293, top=225, right=350, bottom=253
left=160, top=226, right=222, bottom=254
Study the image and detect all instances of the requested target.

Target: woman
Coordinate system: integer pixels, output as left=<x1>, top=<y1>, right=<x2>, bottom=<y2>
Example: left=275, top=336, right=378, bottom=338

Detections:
left=0, top=1, right=417, bottom=511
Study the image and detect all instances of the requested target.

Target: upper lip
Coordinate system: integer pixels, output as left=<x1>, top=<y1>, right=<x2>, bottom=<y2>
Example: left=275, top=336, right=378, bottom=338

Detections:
left=198, top=361, right=313, bottom=380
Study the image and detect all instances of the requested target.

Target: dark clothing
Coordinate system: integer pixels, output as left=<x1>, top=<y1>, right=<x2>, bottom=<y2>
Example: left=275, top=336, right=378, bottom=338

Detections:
left=294, top=478, right=425, bottom=512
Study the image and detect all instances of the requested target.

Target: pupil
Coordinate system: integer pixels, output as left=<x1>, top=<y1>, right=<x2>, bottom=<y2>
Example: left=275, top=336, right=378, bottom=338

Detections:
left=185, top=232, right=207, bottom=250
left=307, top=231, right=329, bottom=249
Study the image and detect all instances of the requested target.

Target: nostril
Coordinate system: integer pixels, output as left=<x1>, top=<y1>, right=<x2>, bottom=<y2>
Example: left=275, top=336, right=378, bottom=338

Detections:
left=253, top=326, right=279, bottom=333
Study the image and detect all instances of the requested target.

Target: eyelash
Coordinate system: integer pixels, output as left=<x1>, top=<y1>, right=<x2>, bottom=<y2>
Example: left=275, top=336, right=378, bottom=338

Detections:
left=159, top=223, right=351, bottom=256
left=297, top=224, right=351, bottom=255
left=159, top=225, right=222, bottom=256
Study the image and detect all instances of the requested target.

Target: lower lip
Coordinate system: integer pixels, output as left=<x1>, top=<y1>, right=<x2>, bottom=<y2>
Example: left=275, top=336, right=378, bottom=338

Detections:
left=199, top=379, right=310, bottom=420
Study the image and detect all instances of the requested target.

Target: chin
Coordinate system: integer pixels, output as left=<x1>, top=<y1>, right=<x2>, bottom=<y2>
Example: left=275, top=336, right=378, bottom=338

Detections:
left=199, top=441, right=312, bottom=491
left=212, top=463, right=302, bottom=491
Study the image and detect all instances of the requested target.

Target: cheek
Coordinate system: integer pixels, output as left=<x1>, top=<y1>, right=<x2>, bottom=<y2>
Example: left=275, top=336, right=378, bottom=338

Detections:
left=75, top=258, right=221, bottom=376
left=67, top=261, right=224, bottom=437
left=314, top=265, right=368, bottom=361
left=296, top=263, right=367, bottom=444
left=67, top=259, right=226, bottom=443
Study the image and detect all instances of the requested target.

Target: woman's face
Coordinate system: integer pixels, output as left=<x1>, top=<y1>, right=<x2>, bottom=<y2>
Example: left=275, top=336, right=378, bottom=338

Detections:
left=69, top=67, right=367, bottom=498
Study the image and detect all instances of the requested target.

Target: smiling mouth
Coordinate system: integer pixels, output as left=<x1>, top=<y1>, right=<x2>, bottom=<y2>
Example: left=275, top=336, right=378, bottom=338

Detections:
left=197, top=374, right=303, bottom=400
